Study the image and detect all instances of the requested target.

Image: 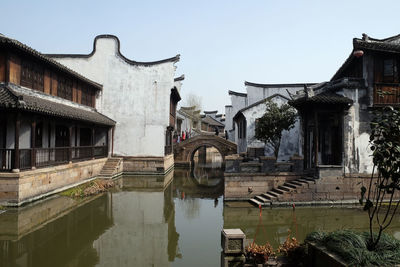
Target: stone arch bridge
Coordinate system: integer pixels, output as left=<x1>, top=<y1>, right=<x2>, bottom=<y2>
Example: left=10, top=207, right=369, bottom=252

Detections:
left=174, top=135, right=237, bottom=166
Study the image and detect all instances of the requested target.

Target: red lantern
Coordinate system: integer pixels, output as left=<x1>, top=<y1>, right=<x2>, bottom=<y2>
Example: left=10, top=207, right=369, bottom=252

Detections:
left=353, top=50, right=364, bottom=58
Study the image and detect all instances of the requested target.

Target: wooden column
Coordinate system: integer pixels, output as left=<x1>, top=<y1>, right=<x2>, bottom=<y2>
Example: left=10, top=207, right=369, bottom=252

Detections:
left=31, top=118, right=36, bottom=169
left=1, top=116, right=6, bottom=168
left=14, top=112, right=20, bottom=171
left=314, top=111, right=319, bottom=167
left=105, top=127, right=109, bottom=157
left=111, top=126, right=115, bottom=157
left=91, top=127, right=95, bottom=158
left=303, top=112, right=308, bottom=170
left=68, top=125, right=73, bottom=162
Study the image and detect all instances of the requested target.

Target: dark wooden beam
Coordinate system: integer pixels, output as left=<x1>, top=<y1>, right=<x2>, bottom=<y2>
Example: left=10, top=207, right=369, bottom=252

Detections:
left=14, top=112, right=20, bottom=170
left=31, top=117, right=36, bottom=168
left=91, top=127, right=95, bottom=158
left=68, top=125, right=73, bottom=162
left=314, top=112, right=319, bottom=167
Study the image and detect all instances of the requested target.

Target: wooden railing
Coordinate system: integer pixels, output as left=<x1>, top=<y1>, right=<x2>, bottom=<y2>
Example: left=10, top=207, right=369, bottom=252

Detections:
left=374, top=83, right=400, bottom=105
left=19, top=149, right=32, bottom=170
left=0, top=146, right=108, bottom=171
left=0, top=149, right=14, bottom=171
left=72, top=146, right=93, bottom=161
left=36, top=147, right=69, bottom=168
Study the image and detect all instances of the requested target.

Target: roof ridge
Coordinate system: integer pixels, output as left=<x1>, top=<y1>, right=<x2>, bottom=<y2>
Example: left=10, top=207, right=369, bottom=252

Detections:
left=245, top=81, right=317, bottom=88
left=46, top=34, right=180, bottom=66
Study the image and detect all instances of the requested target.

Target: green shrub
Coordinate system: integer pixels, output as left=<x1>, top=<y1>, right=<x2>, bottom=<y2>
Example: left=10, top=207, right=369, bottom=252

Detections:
left=305, top=230, right=400, bottom=266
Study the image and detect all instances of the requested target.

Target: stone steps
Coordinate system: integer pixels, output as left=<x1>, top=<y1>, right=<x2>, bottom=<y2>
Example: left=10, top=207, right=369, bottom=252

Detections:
left=248, top=177, right=317, bottom=207
left=99, top=157, right=122, bottom=178
left=278, top=185, right=293, bottom=192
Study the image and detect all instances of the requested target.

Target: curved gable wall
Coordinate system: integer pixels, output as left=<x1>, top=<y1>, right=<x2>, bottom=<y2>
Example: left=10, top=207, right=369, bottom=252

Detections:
left=51, top=36, right=178, bottom=157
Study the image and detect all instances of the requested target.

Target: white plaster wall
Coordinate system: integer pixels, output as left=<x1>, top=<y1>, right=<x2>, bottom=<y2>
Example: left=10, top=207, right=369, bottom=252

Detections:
left=42, top=123, right=49, bottom=148
left=224, top=106, right=234, bottom=141
left=342, top=89, right=373, bottom=174
left=228, top=94, right=247, bottom=143
left=174, top=80, right=182, bottom=93
left=243, top=96, right=300, bottom=161
left=246, top=85, right=302, bottom=106
left=19, top=121, right=31, bottom=149
left=6, top=120, right=14, bottom=149
left=52, top=37, right=177, bottom=157
left=94, top=129, right=107, bottom=146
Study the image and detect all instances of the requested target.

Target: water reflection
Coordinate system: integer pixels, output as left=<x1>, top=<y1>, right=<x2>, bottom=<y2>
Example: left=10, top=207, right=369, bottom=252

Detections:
left=0, top=194, right=113, bottom=267
left=0, top=168, right=225, bottom=267
left=2, top=161, right=398, bottom=267
left=93, top=175, right=179, bottom=266
left=223, top=204, right=400, bottom=248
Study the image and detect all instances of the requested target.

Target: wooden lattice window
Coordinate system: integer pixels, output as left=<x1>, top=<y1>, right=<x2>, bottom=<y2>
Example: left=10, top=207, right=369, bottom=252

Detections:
left=57, top=77, right=72, bottom=100
left=81, top=87, right=93, bottom=107
left=383, top=59, right=395, bottom=83
left=21, top=61, right=44, bottom=91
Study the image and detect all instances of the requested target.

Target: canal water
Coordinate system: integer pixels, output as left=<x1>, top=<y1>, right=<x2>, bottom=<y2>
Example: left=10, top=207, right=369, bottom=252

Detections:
left=1, top=147, right=400, bottom=266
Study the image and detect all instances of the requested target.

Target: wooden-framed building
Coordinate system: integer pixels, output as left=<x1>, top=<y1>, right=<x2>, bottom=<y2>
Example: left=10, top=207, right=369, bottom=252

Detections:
left=0, top=34, right=115, bottom=173
left=290, top=33, right=400, bottom=176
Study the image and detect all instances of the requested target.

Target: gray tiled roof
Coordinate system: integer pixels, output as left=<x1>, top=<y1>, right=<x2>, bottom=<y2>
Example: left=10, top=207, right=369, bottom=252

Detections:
left=289, top=92, right=353, bottom=108
left=0, top=35, right=102, bottom=90
left=0, top=84, right=115, bottom=126
left=202, top=116, right=225, bottom=127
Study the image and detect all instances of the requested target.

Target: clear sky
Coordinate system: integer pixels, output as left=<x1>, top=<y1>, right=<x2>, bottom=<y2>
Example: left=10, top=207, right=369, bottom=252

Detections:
left=1, top=1, right=400, bottom=113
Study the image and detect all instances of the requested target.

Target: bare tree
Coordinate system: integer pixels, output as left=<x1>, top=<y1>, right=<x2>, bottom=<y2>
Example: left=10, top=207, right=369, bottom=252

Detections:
left=183, top=93, right=202, bottom=111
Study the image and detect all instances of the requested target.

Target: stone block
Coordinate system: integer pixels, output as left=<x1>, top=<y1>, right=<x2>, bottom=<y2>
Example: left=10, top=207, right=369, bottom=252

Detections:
left=290, top=155, right=304, bottom=173
left=275, top=162, right=293, bottom=172
left=220, top=252, right=246, bottom=267
left=317, top=165, right=343, bottom=179
left=260, top=157, right=276, bottom=173
left=225, top=159, right=240, bottom=173
left=239, top=162, right=262, bottom=173
left=221, top=229, right=246, bottom=254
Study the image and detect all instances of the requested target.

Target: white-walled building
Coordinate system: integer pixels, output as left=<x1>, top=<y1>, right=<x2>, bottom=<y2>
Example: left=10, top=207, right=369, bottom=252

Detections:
left=225, top=90, right=247, bottom=141
left=47, top=35, right=182, bottom=173
left=175, top=106, right=201, bottom=138
left=227, top=82, right=316, bottom=161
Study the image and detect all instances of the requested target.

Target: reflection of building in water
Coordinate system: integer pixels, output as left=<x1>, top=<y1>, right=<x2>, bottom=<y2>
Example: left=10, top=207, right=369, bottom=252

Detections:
left=93, top=174, right=179, bottom=267
left=173, top=169, right=223, bottom=199
left=0, top=194, right=113, bottom=267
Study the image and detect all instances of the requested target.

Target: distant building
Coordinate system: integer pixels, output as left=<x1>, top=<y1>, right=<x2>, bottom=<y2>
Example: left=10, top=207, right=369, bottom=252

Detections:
left=225, top=91, right=247, bottom=142
left=47, top=35, right=182, bottom=173
left=176, top=105, right=201, bottom=138
left=201, top=111, right=225, bottom=134
left=226, top=82, right=315, bottom=160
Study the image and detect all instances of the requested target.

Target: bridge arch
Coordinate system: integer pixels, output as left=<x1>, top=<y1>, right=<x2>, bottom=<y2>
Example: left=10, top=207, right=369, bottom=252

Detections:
left=188, top=143, right=224, bottom=163
left=174, top=135, right=237, bottom=166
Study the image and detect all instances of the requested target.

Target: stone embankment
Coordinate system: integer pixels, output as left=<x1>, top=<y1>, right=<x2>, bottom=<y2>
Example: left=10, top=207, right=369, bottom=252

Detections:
left=224, top=154, right=400, bottom=205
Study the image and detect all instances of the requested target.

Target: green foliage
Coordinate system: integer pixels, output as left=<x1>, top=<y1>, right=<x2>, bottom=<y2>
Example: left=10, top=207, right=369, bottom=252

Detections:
left=360, top=106, right=400, bottom=250
left=255, top=100, right=297, bottom=158
left=305, top=230, right=400, bottom=266
left=369, top=107, right=400, bottom=186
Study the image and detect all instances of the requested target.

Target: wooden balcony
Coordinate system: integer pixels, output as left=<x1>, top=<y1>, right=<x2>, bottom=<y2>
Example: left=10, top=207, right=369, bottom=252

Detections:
left=0, top=146, right=108, bottom=172
left=374, top=83, right=400, bottom=105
